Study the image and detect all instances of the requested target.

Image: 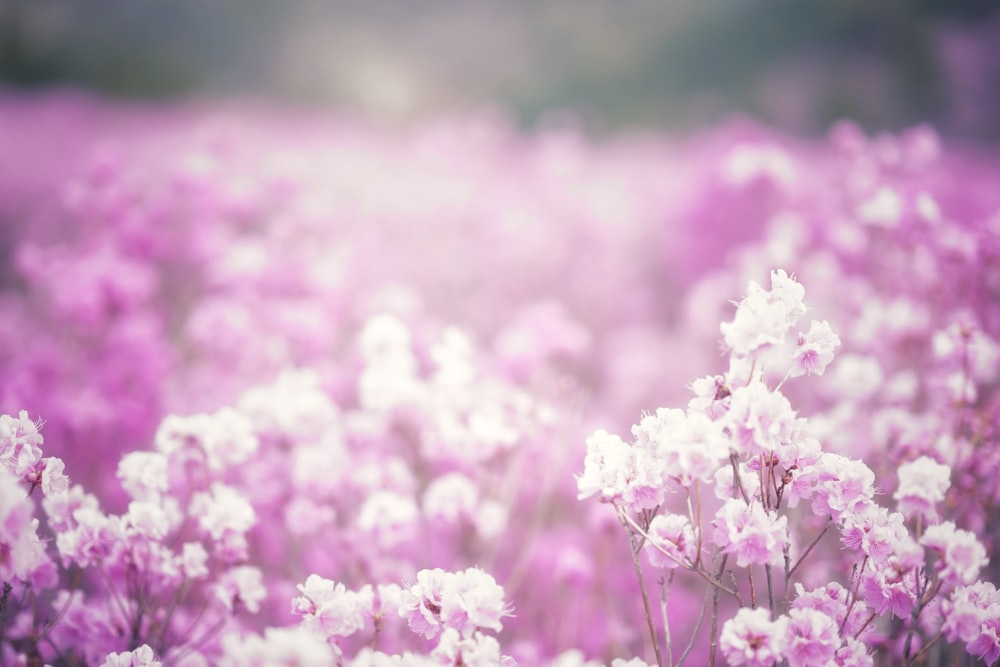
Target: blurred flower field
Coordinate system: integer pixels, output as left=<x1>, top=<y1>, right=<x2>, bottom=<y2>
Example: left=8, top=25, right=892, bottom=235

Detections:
left=0, top=92, right=998, bottom=666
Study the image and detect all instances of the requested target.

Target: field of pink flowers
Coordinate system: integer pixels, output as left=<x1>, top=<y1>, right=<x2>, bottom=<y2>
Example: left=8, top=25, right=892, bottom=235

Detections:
left=0, top=93, right=998, bottom=666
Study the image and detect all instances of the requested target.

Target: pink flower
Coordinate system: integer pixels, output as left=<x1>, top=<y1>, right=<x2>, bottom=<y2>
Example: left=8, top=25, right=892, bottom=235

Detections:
left=712, top=498, right=787, bottom=567
left=790, top=320, right=841, bottom=377
left=399, top=567, right=509, bottom=640
left=968, top=616, right=1000, bottom=665
left=832, top=638, right=872, bottom=667
left=721, top=269, right=807, bottom=357
left=840, top=504, right=914, bottom=566
left=941, top=582, right=1000, bottom=644
left=219, top=628, right=337, bottom=667
left=781, top=608, right=840, bottom=667
left=190, top=483, right=256, bottom=542
left=292, top=575, right=369, bottom=639
left=893, top=456, right=950, bottom=519
left=633, top=408, right=728, bottom=486
left=920, top=521, right=988, bottom=586
left=215, top=565, right=266, bottom=614
left=724, top=382, right=800, bottom=457
left=99, top=645, right=162, bottom=667
left=644, top=513, right=697, bottom=569
left=807, top=454, right=875, bottom=521
left=440, top=568, right=508, bottom=636
left=720, top=607, right=787, bottom=667
left=117, top=451, right=168, bottom=501
left=577, top=429, right=665, bottom=511
left=431, top=629, right=513, bottom=667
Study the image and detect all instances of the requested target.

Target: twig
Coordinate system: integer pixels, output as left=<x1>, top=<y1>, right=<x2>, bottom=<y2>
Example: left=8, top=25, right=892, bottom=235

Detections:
left=628, top=528, right=666, bottom=667
left=709, top=554, right=728, bottom=667
left=788, top=519, right=832, bottom=579
left=676, top=584, right=709, bottom=667
left=618, top=510, right=738, bottom=597
left=659, top=574, right=674, bottom=667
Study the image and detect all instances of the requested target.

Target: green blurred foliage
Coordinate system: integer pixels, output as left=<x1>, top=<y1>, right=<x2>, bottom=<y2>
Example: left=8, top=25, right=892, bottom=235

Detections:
left=0, top=0, right=998, bottom=136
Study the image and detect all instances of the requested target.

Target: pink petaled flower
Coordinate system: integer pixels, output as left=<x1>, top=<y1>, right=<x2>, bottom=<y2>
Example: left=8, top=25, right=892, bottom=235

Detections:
left=790, top=319, right=841, bottom=377
left=21, top=456, right=69, bottom=496
left=610, top=660, right=655, bottom=667
left=439, top=567, right=509, bottom=636
left=54, top=506, right=121, bottom=568
left=399, top=568, right=453, bottom=640
left=724, top=382, right=800, bottom=457
left=117, top=451, right=168, bottom=501
left=688, top=374, right=731, bottom=419
left=125, top=501, right=171, bottom=540
left=644, top=513, right=698, bottom=569
left=0, top=470, right=50, bottom=584
left=968, top=615, right=1000, bottom=666
left=832, top=638, right=873, bottom=667
left=577, top=429, right=665, bottom=511
left=219, top=627, right=337, bottom=667
left=190, top=483, right=256, bottom=542
left=941, top=582, right=1000, bottom=644
left=712, top=498, right=787, bottom=567
left=422, top=472, right=479, bottom=524
left=920, top=521, right=988, bottom=586
left=781, top=607, right=840, bottom=667
left=807, top=454, right=875, bottom=521
left=356, top=490, right=419, bottom=550
left=399, top=567, right=509, bottom=640
left=578, top=429, right=629, bottom=502
left=215, top=565, right=266, bottom=614
left=860, top=556, right=921, bottom=619
left=792, top=583, right=871, bottom=639
left=43, top=484, right=99, bottom=531
left=840, top=504, right=914, bottom=566
left=633, top=408, right=728, bottom=486
left=99, top=645, right=161, bottom=667
left=292, top=575, right=369, bottom=639
left=893, top=456, right=950, bottom=519
left=177, top=542, right=209, bottom=579
left=0, top=411, right=44, bottom=478
left=721, top=269, right=807, bottom=358
left=154, top=408, right=258, bottom=473
left=430, top=628, right=515, bottom=667
left=719, top=607, right=787, bottom=667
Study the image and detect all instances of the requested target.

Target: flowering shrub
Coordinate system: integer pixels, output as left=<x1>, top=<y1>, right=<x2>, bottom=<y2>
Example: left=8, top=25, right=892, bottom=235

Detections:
left=0, top=93, right=997, bottom=665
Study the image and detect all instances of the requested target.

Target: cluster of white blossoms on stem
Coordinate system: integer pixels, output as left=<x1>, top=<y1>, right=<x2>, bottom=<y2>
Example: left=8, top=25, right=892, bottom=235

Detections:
left=577, top=268, right=997, bottom=666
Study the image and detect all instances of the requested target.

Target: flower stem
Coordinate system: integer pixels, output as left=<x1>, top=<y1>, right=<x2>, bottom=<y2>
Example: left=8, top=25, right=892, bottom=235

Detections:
left=628, top=527, right=666, bottom=667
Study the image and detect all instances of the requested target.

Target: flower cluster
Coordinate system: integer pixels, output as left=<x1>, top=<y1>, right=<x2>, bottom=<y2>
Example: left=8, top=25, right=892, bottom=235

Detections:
left=0, top=94, right=997, bottom=666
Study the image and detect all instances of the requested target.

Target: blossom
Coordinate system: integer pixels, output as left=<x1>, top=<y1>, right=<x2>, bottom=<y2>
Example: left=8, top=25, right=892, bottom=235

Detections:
left=117, top=451, right=169, bottom=501
left=632, top=408, right=729, bottom=486
left=721, top=269, right=807, bottom=357
left=781, top=607, right=840, bottom=667
left=292, top=575, right=369, bottom=639
left=219, top=628, right=337, bottom=667
left=577, top=429, right=665, bottom=510
left=723, top=382, right=800, bottom=457
left=99, top=645, right=161, bottom=667
left=712, top=498, right=787, bottom=567
left=215, top=565, right=267, bottom=614
left=399, top=567, right=509, bottom=640
left=423, top=472, right=479, bottom=524
left=719, top=607, right=787, bottom=667
left=790, top=319, right=841, bottom=377
left=431, top=628, right=515, bottom=667
left=920, top=521, right=988, bottom=586
left=893, top=456, right=950, bottom=519
left=644, top=513, right=697, bottom=569
left=942, top=582, right=1000, bottom=643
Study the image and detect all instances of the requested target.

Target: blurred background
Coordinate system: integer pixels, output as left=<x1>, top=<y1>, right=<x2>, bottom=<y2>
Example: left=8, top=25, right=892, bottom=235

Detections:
left=1, top=0, right=1000, bottom=138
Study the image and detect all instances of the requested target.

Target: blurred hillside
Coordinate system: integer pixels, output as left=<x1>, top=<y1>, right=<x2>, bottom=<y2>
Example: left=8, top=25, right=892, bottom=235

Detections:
left=1, top=0, right=999, bottom=137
